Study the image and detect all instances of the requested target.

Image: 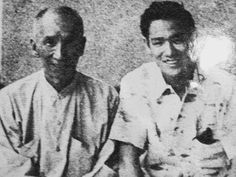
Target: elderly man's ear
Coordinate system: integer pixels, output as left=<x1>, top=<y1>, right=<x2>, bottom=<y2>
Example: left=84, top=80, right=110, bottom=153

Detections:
left=78, top=36, right=86, bottom=56
left=30, top=39, right=40, bottom=58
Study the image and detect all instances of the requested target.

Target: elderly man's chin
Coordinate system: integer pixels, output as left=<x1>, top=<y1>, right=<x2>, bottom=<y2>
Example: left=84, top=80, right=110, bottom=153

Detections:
left=44, top=67, right=75, bottom=80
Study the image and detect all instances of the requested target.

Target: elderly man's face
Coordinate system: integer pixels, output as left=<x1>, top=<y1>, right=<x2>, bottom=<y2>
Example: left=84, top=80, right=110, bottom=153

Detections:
left=33, top=11, right=85, bottom=80
left=148, top=20, right=192, bottom=78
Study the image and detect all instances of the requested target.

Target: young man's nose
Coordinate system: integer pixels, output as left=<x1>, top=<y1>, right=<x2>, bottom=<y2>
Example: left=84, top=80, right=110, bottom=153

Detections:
left=163, top=41, right=177, bottom=57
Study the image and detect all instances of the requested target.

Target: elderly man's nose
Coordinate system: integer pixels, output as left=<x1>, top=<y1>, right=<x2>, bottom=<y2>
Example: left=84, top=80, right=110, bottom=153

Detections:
left=53, top=42, right=62, bottom=59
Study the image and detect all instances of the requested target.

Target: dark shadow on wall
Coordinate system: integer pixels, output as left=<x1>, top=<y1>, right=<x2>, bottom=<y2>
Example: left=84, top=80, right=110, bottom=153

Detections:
left=0, top=83, right=4, bottom=89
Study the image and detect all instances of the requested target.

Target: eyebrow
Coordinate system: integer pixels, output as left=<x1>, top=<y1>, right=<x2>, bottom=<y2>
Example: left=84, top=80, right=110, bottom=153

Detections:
left=150, top=33, right=187, bottom=41
left=43, top=32, right=69, bottom=40
left=150, top=37, right=165, bottom=42
left=42, top=36, right=58, bottom=44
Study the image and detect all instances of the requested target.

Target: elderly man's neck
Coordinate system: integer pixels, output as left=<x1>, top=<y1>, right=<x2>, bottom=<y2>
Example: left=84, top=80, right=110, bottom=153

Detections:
left=44, top=70, right=76, bottom=92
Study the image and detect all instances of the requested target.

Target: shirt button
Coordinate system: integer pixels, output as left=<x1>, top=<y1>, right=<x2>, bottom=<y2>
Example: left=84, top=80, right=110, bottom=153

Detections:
left=57, top=121, right=62, bottom=126
left=156, top=98, right=162, bottom=104
left=174, top=127, right=179, bottom=131
left=56, top=146, right=61, bottom=152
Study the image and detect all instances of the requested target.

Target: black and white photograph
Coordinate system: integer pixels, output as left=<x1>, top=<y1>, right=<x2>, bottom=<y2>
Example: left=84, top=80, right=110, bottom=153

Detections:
left=0, top=0, right=236, bottom=176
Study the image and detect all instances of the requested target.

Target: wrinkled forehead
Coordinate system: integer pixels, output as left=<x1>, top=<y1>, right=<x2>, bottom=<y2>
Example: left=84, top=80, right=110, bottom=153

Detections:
left=34, top=10, right=80, bottom=38
left=43, top=11, right=74, bottom=33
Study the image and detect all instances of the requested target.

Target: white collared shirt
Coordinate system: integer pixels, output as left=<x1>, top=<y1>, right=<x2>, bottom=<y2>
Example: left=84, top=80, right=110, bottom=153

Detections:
left=110, top=62, right=236, bottom=176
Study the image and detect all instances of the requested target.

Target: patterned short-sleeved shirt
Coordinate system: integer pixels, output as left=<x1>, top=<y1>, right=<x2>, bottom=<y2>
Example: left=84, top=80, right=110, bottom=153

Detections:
left=0, top=70, right=119, bottom=177
left=110, top=62, right=236, bottom=176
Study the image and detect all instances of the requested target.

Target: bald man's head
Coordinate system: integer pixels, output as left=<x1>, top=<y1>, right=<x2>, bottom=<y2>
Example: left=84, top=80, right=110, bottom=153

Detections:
left=30, top=6, right=86, bottom=91
left=33, top=6, right=84, bottom=40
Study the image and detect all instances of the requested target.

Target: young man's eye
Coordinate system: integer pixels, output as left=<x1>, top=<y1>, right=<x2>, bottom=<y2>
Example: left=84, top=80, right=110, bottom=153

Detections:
left=151, top=39, right=164, bottom=46
left=172, top=39, right=183, bottom=44
left=171, top=36, right=185, bottom=44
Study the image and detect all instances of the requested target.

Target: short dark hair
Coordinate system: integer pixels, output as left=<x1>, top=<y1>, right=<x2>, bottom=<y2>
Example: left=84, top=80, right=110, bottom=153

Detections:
left=35, top=6, right=84, bottom=36
left=140, top=1, right=195, bottom=39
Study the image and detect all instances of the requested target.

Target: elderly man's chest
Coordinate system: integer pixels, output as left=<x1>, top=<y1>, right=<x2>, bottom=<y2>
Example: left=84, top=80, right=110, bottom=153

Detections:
left=30, top=91, right=106, bottom=176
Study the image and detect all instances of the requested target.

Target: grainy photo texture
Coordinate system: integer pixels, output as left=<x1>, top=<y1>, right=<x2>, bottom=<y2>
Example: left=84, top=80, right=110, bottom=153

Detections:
left=0, top=0, right=236, bottom=177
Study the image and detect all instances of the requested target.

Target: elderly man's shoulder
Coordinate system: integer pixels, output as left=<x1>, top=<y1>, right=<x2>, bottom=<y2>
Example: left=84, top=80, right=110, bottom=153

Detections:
left=0, top=71, right=43, bottom=96
left=75, top=71, right=118, bottom=96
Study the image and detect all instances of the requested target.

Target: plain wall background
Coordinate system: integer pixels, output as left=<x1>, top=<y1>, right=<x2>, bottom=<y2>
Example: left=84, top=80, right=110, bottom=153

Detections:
left=1, top=0, right=236, bottom=175
left=1, top=0, right=236, bottom=86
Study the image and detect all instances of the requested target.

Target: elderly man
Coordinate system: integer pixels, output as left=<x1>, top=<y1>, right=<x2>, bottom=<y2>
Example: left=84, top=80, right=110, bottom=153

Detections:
left=110, top=1, right=236, bottom=177
left=0, top=6, right=119, bottom=177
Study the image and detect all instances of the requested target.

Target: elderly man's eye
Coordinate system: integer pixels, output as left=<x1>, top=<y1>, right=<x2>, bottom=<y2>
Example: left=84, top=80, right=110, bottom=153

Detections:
left=43, top=37, right=57, bottom=47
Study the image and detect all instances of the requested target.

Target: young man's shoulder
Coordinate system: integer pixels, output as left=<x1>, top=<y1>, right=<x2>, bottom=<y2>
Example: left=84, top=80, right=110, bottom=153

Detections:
left=121, top=62, right=159, bottom=84
left=205, top=68, right=236, bottom=99
left=207, top=68, right=235, bottom=85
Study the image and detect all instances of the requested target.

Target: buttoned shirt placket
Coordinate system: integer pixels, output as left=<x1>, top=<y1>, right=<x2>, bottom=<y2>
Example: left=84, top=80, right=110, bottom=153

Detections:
left=39, top=74, right=77, bottom=177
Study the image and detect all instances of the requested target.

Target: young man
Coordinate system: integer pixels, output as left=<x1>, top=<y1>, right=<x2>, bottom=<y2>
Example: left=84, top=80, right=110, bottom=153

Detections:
left=0, top=6, right=119, bottom=177
left=110, top=1, right=236, bottom=176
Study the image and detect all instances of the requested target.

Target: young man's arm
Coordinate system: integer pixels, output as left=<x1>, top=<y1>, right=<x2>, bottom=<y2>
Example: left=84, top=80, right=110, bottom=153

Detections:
left=118, top=142, right=144, bottom=177
left=109, top=72, right=148, bottom=177
left=198, top=72, right=236, bottom=176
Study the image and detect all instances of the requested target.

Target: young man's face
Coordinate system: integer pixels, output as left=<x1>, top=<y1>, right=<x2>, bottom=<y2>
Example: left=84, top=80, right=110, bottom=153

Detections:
left=147, top=19, right=193, bottom=78
left=33, top=11, right=85, bottom=81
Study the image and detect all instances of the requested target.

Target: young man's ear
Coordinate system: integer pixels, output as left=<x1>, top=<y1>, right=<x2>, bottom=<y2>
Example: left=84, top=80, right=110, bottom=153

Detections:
left=30, top=39, right=39, bottom=57
left=142, top=36, right=151, bottom=54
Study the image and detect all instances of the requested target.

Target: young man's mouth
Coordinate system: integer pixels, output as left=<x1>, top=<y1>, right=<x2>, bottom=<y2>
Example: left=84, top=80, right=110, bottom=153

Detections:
left=163, top=59, right=180, bottom=67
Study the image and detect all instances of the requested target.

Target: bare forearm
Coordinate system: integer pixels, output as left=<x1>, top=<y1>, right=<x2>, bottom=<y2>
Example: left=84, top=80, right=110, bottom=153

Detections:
left=118, top=142, right=144, bottom=177
left=118, top=160, right=143, bottom=177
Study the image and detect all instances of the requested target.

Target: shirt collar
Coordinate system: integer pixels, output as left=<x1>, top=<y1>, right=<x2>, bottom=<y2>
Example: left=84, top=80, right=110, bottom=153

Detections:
left=187, top=65, right=206, bottom=95
left=142, top=62, right=172, bottom=100
left=145, top=62, right=206, bottom=100
left=39, top=69, right=78, bottom=98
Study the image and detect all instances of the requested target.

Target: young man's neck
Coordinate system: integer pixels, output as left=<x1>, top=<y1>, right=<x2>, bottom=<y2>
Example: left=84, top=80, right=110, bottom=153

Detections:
left=163, top=62, right=196, bottom=99
left=162, top=70, right=194, bottom=99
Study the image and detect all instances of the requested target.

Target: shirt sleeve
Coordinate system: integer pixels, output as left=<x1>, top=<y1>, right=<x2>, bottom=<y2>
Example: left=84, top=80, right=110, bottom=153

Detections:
left=220, top=81, right=236, bottom=160
left=109, top=76, right=148, bottom=150
left=97, top=85, right=120, bottom=146
left=83, top=86, right=120, bottom=177
left=0, top=91, right=38, bottom=177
